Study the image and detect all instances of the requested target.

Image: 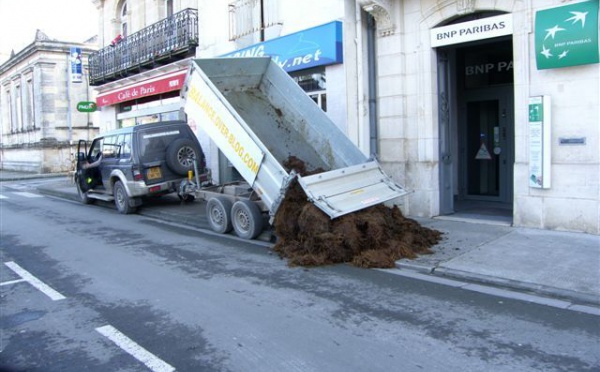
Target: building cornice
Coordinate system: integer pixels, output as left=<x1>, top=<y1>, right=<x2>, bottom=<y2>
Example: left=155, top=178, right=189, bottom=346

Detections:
left=357, top=0, right=395, bottom=36
left=0, top=40, right=98, bottom=76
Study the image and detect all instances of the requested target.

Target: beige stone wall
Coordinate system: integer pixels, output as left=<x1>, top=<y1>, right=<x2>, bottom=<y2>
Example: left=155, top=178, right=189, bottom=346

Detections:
left=1, top=39, right=98, bottom=174
left=372, top=0, right=599, bottom=233
left=1, top=144, right=76, bottom=173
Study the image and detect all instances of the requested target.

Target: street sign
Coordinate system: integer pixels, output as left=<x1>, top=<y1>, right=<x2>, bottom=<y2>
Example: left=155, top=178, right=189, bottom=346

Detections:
left=77, top=101, right=97, bottom=112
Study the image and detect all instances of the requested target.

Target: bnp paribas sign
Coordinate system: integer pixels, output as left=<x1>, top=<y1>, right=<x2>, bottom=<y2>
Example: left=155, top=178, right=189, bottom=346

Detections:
left=535, top=0, right=599, bottom=70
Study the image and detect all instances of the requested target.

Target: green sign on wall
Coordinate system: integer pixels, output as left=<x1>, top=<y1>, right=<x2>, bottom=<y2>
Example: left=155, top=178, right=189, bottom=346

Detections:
left=76, top=101, right=97, bottom=112
left=535, top=0, right=599, bottom=70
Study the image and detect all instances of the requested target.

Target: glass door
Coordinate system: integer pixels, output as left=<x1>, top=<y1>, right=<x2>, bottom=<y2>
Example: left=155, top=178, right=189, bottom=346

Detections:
left=460, top=90, right=512, bottom=203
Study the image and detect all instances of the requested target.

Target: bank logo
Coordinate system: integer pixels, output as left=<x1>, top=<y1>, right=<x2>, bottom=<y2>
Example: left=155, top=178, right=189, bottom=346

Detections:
left=535, top=0, right=599, bottom=70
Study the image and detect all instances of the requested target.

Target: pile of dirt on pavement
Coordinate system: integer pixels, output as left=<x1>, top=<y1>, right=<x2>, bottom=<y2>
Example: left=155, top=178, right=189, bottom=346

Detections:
left=272, top=156, right=442, bottom=268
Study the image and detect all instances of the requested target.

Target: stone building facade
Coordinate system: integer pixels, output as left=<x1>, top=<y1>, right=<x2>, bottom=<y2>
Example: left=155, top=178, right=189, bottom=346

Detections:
left=89, top=0, right=599, bottom=234
left=0, top=31, right=98, bottom=173
left=197, top=0, right=599, bottom=234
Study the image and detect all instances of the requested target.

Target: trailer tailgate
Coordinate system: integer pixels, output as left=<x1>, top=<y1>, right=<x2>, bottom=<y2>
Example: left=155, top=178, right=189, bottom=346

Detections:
left=296, top=160, right=409, bottom=219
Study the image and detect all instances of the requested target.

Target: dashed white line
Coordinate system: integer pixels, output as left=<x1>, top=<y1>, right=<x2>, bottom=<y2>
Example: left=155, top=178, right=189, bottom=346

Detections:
left=4, top=261, right=66, bottom=301
left=13, top=191, right=43, bottom=198
left=0, top=194, right=7, bottom=199
left=96, top=325, right=175, bottom=372
left=0, top=278, right=26, bottom=286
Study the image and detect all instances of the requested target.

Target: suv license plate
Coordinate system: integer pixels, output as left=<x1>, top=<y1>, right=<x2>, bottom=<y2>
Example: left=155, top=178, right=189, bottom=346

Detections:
left=147, top=167, right=162, bottom=180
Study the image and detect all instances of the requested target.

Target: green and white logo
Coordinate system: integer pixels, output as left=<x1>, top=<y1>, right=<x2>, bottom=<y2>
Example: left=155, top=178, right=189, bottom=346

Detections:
left=535, top=0, right=599, bottom=70
left=76, top=101, right=97, bottom=112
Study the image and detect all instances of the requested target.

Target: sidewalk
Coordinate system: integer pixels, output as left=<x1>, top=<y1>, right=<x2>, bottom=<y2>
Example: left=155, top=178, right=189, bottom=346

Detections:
left=3, top=171, right=599, bottom=310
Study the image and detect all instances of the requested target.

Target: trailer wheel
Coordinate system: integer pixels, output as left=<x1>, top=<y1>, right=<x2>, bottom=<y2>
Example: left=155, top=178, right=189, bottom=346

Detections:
left=231, top=200, right=263, bottom=240
left=206, top=197, right=233, bottom=234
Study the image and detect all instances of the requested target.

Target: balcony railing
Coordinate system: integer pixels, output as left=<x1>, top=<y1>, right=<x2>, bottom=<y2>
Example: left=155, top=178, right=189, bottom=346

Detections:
left=89, top=8, right=198, bottom=86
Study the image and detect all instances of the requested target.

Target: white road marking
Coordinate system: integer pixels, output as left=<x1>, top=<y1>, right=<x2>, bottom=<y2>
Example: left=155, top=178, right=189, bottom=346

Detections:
left=0, top=278, right=27, bottom=286
left=4, top=261, right=66, bottom=301
left=96, top=325, right=175, bottom=372
left=0, top=194, right=7, bottom=199
left=13, top=191, right=43, bottom=198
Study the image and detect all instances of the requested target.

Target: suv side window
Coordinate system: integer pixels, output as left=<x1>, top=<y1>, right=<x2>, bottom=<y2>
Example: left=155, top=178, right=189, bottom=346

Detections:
left=102, top=135, right=120, bottom=158
left=117, top=133, right=132, bottom=159
left=90, top=138, right=103, bottom=159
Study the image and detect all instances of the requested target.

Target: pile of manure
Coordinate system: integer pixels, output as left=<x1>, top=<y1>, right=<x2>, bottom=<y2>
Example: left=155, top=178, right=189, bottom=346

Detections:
left=272, top=157, right=442, bottom=268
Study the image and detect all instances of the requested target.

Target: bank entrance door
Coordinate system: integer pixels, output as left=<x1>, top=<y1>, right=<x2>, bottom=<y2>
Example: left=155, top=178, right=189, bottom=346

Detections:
left=460, top=87, right=513, bottom=203
left=438, top=37, right=514, bottom=215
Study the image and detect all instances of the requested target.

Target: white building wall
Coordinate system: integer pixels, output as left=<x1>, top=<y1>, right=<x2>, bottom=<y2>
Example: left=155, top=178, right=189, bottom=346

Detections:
left=97, top=0, right=197, bottom=45
left=371, top=0, right=599, bottom=233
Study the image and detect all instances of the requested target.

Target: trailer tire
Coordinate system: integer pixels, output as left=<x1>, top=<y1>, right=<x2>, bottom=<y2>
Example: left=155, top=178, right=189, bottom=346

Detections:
left=231, top=200, right=263, bottom=240
left=206, top=197, right=233, bottom=234
left=166, top=138, right=203, bottom=176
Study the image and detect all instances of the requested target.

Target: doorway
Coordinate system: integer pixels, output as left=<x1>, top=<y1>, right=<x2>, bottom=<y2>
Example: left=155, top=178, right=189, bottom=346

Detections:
left=438, top=37, right=514, bottom=222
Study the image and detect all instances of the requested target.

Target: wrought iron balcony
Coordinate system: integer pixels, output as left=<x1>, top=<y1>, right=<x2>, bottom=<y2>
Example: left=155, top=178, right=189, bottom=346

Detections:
left=89, top=8, right=198, bottom=86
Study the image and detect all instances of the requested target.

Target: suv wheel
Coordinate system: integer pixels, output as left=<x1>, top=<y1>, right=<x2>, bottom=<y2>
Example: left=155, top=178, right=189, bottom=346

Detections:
left=166, top=138, right=202, bottom=176
left=114, top=180, right=136, bottom=214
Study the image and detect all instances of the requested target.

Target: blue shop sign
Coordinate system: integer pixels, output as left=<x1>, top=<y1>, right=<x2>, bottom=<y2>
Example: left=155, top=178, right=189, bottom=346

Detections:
left=70, top=47, right=83, bottom=83
left=222, top=21, right=343, bottom=72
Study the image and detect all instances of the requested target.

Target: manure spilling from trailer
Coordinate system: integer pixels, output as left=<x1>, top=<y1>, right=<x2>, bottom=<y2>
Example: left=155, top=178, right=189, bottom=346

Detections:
left=273, top=157, right=442, bottom=268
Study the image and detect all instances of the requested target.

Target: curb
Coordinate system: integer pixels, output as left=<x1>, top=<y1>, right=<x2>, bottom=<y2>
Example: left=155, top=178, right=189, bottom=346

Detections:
left=433, top=267, right=600, bottom=308
left=396, top=261, right=600, bottom=309
left=38, top=187, right=81, bottom=203
left=0, top=173, right=70, bottom=182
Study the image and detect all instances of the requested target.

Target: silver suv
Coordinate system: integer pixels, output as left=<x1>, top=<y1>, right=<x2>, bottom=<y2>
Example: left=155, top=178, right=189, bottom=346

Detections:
left=75, top=121, right=204, bottom=214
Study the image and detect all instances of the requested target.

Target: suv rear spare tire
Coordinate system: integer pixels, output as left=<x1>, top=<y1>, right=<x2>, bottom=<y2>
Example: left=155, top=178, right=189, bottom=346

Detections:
left=166, top=138, right=203, bottom=176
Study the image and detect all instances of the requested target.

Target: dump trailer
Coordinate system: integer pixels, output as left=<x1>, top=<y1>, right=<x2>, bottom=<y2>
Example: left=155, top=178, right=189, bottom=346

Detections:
left=180, top=57, right=408, bottom=239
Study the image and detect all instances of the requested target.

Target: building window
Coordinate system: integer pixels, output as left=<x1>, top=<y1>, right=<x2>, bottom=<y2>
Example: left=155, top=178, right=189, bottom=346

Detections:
left=15, top=85, right=23, bottom=132
left=166, top=0, right=173, bottom=17
left=117, top=93, right=181, bottom=127
left=291, top=68, right=327, bottom=112
left=25, top=79, right=34, bottom=130
left=120, top=1, right=129, bottom=37
left=5, top=89, right=13, bottom=133
left=228, top=0, right=282, bottom=41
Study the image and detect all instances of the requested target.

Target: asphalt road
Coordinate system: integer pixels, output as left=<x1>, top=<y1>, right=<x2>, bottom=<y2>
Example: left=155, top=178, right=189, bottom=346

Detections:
left=1, top=180, right=599, bottom=372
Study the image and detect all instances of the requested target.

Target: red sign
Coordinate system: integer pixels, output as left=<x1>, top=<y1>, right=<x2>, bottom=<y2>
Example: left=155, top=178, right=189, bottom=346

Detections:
left=96, top=71, right=187, bottom=107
